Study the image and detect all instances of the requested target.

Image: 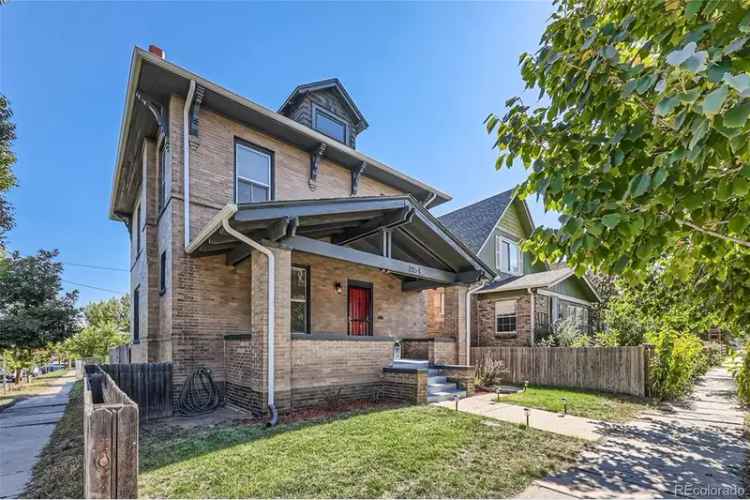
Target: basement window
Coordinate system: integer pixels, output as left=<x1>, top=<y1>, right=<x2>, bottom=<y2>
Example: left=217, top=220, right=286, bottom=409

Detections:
left=313, top=105, right=347, bottom=143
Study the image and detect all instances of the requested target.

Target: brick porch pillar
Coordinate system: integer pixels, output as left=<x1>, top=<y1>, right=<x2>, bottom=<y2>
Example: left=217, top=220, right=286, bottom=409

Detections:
left=250, top=245, right=292, bottom=413
left=444, top=286, right=469, bottom=365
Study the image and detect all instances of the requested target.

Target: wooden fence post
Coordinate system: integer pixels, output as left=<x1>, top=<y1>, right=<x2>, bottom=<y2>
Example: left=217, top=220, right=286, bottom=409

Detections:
left=83, top=366, right=139, bottom=498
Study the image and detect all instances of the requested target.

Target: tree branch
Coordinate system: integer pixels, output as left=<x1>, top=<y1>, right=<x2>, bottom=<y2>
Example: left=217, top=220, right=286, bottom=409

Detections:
left=677, top=219, right=750, bottom=248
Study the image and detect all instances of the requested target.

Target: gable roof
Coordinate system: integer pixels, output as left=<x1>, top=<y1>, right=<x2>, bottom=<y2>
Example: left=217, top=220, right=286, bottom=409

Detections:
left=476, top=267, right=601, bottom=302
left=437, top=189, right=515, bottom=253
left=278, top=78, right=369, bottom=131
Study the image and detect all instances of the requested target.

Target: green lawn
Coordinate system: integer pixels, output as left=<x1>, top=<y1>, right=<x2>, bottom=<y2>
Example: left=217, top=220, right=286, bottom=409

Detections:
left=139, top=405, right=586, bottom=498
left=0, top=369, right=74, bottom=411
left=501, top=385, right=650, bottom=422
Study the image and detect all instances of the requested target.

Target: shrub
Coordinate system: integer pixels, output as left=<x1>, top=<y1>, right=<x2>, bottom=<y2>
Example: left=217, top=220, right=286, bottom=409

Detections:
left=646, top=329, right=705, bottom=400
left=538, top=317, right=589, bottom=347
left=593, top=330, right=620, bottom=347
left=702, top=342, right=724, bottom=368
left=474, top=357, right=507, bottom=387
left=727, top=347, right=750, bottom=406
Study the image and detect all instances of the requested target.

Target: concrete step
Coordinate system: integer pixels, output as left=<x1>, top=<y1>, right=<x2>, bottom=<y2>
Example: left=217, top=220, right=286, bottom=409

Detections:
left=428, top=382, right=457, bottom=393
left=428, top=376, right=448, bottom=384
left=427, top=369, right=441, bottom=376
left=427, top=389, right=467, bottom=403
left=391, top=359, right=429, bottom=370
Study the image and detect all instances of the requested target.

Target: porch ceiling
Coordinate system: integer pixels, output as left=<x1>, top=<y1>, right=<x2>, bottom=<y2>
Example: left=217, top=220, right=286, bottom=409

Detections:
left=191, top=196, right=494, bottom=287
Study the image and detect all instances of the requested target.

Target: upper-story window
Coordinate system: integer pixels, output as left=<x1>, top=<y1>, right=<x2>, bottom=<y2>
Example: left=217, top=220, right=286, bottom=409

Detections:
left=135, top=202, right=142, bottom=254
left=313, top=105, right=347, bottom=143
left=496, top=235, right=522, bottom=275
left=235, top=140, right=272, bottom=203
left=158, top=142, right=167, bottom=212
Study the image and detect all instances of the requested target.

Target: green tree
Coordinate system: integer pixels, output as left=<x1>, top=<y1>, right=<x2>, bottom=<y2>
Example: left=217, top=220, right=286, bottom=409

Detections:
left=62, top=322, right=128, bottom=362
left=0, top=250, right=79, bottom=370
left=83, top=295, right=130, bottom=331
left=0, top=95, right=17, bottom=246
left=487, top=0, right=750, bottom=327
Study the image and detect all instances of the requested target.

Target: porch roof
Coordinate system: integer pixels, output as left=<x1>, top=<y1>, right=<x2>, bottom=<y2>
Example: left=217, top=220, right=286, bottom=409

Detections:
left=475, top=267, right=601, bottom=302
left=188, top=195, right=495, bottom=289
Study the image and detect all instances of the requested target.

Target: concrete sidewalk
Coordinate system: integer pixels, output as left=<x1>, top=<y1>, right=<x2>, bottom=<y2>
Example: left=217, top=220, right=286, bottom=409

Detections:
left=519, top=367, right=748, bottom=499
left=0, top=376, right=75, bottom=498
left=433, top=392, right=605, bottom=441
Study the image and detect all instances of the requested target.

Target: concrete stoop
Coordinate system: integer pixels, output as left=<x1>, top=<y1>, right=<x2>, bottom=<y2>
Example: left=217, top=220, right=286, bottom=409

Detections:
left=390, top=359, right=467, bottom=403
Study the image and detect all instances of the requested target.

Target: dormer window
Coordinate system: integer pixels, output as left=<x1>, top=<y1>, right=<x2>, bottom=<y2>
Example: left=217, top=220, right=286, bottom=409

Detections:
left=313, top=105, right=347, bottom=143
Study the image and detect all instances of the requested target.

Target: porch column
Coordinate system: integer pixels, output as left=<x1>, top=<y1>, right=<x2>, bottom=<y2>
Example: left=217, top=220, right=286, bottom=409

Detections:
left=250, top=245, right=292, bottom=412
left=444, top=285, right=469, bottom=365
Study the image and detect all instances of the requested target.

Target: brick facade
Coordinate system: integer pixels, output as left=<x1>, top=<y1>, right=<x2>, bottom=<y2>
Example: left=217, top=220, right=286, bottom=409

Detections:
left=473, top=291, right=549, bottom=347
left=126, top=86, right=473, bottom=415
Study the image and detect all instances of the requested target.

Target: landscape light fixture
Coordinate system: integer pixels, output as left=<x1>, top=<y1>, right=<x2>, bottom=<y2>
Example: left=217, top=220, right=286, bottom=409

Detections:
left=561, top=397, right=568, bottom=416
left=524, top=380, right=529, bottom=392
left=454, top=394, right=460, bottom=411
left=495, top=387, right=502, bottom=402
left=524, top=407, right=530, bottom=429
left=334, top=282, right=343, bottom=295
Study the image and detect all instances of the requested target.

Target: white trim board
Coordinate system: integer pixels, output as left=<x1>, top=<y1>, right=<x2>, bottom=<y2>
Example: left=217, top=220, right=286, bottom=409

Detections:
left=537, top=289, right=593, bottom=307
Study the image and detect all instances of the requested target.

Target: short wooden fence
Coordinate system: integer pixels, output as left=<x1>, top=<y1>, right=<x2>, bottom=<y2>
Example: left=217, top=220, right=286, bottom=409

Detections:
left=99, top=363, right=173, bottom=421
left=83, top=365, right=138, bottom=498
left=471, top=345, right=651, bottom=397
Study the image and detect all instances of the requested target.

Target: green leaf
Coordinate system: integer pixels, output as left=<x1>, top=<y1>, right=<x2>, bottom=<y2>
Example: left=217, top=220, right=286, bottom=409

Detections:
left=724, top=36, right=749, bottom=56
left=666, top=42, right=696, bottom=66
left=653, top=168, right=669, bottom=188
left=723, top=73, right=750, bottom=95
left=689, top=117, right=709, bottom=150
left=728, top=215, right=749, bottom=234
left=724, top=99, right=750, bottom=128
left=717, top=179, right=733, bottom=201
left=682, top=51, right=708, bottom=73
left=734, top=176, right=750, bottom=196
left=622, top=79, right=638, bottom=97
left=701, top=85, right=729, bottom=116
left=740, top=12, right=750, bottom=33
left=656, top=96, right=680, bottom=116
left=632, top=173, right=652, bottom=198
left=602, top=213, right=622, bottom=229
left=685, top=0, right=703, bottom=18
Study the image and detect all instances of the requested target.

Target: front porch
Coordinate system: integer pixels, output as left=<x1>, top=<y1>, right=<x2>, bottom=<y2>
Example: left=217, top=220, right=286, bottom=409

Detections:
left=188, top=196, right=492, bottom=413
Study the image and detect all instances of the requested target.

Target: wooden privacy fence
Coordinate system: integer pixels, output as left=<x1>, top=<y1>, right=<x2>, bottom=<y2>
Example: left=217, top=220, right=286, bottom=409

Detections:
left=99, top=363, right=173, bottom=421
left=471, top=346, right=651, bottom=397
left=83, top=365, right=138, bottom=499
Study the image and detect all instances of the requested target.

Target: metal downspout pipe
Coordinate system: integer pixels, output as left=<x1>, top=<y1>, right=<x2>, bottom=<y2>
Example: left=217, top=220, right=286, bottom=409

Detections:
left=221, top=218, right=279, bottom=426
left=183, top=80, right=196, bottom=250
left=465, top=280, right=487, bottom=365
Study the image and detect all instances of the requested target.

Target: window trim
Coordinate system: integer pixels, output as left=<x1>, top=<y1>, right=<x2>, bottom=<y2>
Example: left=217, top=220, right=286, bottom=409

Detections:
left=312, top=103, right=349, bottom=144
left=494, top=299, right=517, bottom=335
left=158, top=141, right=167, bottom=212
left=133, top=285, right=140, bottom=344
left=135, top=202, right=142, bottom=255
left=291, top=264, right=311, bottom=334
left=495, top=235, right=523, bottom=275
left=233, top=137, right=275, bottom=204
left=159, top=251, right=167, bottom=296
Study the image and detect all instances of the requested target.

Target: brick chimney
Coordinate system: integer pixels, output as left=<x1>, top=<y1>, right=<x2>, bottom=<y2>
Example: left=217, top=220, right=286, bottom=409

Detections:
left=148, top=45, right=166, bottom=60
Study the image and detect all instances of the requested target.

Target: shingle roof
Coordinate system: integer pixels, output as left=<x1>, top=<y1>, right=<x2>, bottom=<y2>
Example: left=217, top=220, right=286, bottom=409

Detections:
left=477, top=268, right=573, bottom=293
left=437, top=189, right=515, bottom=253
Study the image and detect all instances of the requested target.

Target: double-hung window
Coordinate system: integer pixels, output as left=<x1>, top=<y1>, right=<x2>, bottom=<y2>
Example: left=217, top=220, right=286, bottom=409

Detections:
left=496, top=236, right=522, bottom=275
left=291, top=266, right=309, bottom=333
left=313, top=105, right=347, bottom=143
left=235, top=140, right=272, bottom=203
left=495, top=300, right=516, bottom=334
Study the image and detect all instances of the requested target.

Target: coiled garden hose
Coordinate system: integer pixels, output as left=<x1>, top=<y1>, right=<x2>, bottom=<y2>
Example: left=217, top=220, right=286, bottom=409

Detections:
left=177, top=367, right=222, bottom=415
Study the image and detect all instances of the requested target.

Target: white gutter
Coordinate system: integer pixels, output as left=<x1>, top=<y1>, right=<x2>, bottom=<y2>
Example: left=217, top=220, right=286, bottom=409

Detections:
left=183, top=80, right=197, bottom=249
left=528, top=288, right=535, bottom=346
left=220, top=216, right=278, bottom=424
left=423, top=191, right=437, bottom=209
left=465, top=280, right=487, bottom=365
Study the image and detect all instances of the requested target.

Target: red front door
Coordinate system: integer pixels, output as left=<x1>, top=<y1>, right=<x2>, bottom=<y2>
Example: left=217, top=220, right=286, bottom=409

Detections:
left=348, top=285, right=372, bottom=336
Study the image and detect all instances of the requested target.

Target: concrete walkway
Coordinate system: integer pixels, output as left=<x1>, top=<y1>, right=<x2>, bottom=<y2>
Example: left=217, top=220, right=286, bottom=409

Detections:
left=0, top=376, right=75, bottom=498
left=520, top=367, right=748, bottom=499
left=434, top=392, right=605, bottom=441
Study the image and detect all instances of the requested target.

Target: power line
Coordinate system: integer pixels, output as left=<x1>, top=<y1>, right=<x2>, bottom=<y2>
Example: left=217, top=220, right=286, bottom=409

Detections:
left=61, top=279, right=127, bottom=295
left=61, top=262, right=129, bottom=272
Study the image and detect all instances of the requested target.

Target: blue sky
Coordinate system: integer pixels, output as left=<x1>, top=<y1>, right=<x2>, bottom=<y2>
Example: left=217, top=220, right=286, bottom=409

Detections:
left=1, top=1, right=555, bottom=305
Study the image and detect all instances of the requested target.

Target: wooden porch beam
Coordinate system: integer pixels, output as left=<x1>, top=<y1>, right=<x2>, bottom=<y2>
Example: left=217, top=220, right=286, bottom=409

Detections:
left=285, top=235, right=458, bottom=283
left=332, top=207, right=413, bottom=246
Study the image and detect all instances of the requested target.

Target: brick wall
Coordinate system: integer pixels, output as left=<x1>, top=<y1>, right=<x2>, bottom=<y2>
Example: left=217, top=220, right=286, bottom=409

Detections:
left=381, top=369, right=428, bottom=404
left=292, top=252, right=427, bottom=337
left=425, top=288, right=445, bottom=336
left=475, top=291, right=536, bottom=347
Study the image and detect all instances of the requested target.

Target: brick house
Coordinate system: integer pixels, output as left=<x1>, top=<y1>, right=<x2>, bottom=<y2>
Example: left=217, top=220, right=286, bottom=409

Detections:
left=108, top=46, right=492, bottom=416
left=435, top=189, right=601, bottom=347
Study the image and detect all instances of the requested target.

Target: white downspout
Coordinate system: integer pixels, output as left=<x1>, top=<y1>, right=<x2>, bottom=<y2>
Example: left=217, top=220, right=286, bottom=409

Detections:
left=465, top=280, right=487, bottom=365
left=528, top=288, right=535, bottom=347
left=423, top=191, right=437, bottom=209
left=221, top=218, right=278, bottom=424
left=183, top=80, right=197, bottom=250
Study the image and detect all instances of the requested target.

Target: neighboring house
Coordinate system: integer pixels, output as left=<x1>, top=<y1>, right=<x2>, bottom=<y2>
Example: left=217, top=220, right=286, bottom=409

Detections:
left=108, top=46, right=492, bottom=414
left=437, top=189, right=600, bottom=347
